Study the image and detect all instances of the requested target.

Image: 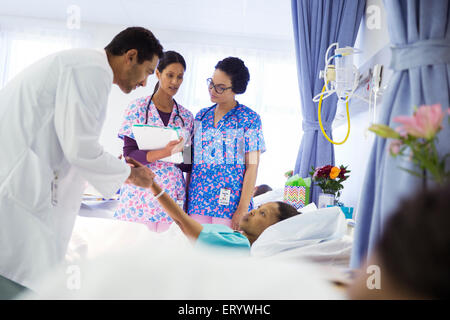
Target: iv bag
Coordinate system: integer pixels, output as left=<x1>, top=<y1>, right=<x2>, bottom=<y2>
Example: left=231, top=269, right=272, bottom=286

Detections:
left=334, top=47, right=355, bottom=99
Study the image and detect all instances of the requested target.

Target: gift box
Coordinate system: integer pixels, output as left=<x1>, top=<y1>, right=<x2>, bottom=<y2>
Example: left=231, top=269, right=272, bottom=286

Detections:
left=283, top=175, right=311, bottom=210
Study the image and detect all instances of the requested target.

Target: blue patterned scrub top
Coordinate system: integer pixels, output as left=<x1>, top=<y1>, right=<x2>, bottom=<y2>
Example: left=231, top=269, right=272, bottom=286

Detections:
left=187, top=103, right=266, bottom=219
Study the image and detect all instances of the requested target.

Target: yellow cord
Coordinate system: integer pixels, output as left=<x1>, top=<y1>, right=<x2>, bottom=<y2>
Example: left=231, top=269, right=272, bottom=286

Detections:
left=318, top=82, right=351, bottom=145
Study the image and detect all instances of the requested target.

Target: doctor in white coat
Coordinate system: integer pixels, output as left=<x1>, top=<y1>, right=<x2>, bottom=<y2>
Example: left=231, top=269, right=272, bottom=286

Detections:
left=0, top=27, right=163, bottom=298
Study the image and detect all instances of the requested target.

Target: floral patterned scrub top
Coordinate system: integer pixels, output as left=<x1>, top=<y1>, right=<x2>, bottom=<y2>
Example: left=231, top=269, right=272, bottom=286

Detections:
left=114, top=96, right=194, bottom=227
left=187, top=103, right=266, bottom=220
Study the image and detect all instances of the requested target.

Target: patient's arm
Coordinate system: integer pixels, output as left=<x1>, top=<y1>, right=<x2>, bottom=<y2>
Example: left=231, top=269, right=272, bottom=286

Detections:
left=125, top=156, right=203, bottom=240
left=149, top=182, right=203, bottom=240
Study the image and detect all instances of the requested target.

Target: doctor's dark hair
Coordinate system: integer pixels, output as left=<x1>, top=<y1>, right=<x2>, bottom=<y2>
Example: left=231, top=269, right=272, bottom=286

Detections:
left=275, top=201, right=300, bottom=222
left=215, top=57, right=250, bottom=94
left=153, top=51, right=186, bottom=94
left=376, top=183, right=450, bottom=299
left=105, top=27, right=163, bottom=64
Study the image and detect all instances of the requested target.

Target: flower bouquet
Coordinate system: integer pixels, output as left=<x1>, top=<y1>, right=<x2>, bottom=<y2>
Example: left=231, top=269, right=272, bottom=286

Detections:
left=309, top=165, right=350, bottom=202
left=284, top=170, right=294, bottom=179
left=369, top=104, right=449, bottom=186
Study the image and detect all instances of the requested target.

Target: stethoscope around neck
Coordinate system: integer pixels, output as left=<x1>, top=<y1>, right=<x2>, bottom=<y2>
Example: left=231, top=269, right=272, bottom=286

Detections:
left=145, top=92, right=185, bottom=128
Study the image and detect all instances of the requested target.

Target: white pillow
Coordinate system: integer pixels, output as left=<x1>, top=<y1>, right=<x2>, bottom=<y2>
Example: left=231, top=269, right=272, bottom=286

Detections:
left=252, top=188, right=284, bottom=207
left=298, top=202, right=318, bottom=213
left=251, top=206, right=347, bottom=258
left=253, top=189, right=318, bottom=213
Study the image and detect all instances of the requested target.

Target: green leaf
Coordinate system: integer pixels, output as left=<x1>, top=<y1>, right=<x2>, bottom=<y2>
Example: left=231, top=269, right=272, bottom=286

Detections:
left=369, top=124, right=401, bottom=139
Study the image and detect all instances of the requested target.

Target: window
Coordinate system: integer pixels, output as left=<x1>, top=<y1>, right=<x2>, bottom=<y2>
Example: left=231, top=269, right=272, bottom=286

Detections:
left=159, top=42, right=303, bottom=188
left=0, top=27, right=88, bottom=88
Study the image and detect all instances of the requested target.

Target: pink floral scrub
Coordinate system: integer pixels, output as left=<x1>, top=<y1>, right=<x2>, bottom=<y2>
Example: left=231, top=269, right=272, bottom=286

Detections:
left=114, top=96, right=194, bottom=232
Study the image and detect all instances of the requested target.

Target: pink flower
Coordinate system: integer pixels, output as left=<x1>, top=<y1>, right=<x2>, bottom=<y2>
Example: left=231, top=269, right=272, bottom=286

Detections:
left=393, top=104, right=444, bottom=140
left=389, top=139, right=403, bottom=156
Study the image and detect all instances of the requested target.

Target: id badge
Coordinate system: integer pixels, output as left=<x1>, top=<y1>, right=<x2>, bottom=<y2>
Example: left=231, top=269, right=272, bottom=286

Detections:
left=218, top=188, right=231, bottom=206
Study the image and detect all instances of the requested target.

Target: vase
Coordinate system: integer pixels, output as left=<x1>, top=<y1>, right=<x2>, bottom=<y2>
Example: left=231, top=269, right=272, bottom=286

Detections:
left=318, top=193, right=336, bottom=209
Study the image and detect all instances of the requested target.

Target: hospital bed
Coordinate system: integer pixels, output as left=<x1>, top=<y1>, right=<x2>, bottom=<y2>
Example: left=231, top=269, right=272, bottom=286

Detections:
left=44, top=188, right=354, bottom=299
left=70, top=188, right=354, bottom=268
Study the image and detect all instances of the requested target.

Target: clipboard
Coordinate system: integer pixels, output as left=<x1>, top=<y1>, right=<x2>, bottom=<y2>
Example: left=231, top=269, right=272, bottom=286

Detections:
left=132, top=124, right=183, bottom=163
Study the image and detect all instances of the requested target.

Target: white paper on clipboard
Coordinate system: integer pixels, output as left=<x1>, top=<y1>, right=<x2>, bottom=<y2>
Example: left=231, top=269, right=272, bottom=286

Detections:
left=132, top=124, right=183, bottom=163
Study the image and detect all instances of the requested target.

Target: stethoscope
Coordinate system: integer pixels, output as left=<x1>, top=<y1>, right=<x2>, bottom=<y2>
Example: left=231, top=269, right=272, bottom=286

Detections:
left=145, top=92, right=185, bottom=128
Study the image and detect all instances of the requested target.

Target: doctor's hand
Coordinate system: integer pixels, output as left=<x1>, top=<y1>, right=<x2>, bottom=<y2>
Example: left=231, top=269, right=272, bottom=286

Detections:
left=125, top=157, right=155, bottom=189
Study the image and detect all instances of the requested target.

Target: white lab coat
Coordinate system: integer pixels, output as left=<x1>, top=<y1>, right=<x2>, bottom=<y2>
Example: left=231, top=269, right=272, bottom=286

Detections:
left=0, top=49, right=130, bottom=291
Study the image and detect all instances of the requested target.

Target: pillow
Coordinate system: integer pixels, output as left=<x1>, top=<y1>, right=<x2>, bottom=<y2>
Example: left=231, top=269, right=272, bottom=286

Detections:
left=251, top=206, right=347, bottom=258
left=252, top=188, right=284, bottom=207
left=253, top=189, right=318, bottom=213
left=298, top=202, right=318, bottom=213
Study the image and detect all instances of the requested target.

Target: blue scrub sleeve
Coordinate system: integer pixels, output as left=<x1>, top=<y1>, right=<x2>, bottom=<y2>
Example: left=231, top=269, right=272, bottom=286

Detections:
left=245, top=114, right=266, bottom=154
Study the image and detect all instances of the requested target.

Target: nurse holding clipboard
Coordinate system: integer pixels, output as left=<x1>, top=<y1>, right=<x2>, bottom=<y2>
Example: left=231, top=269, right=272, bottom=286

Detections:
left=188, top=57, right=266, bottom=230
left=115, top=51, right=194, bottom=232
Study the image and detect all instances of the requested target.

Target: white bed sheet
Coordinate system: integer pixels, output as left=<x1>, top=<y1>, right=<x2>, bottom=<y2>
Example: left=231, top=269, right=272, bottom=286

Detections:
left=49, top=197, right=353, bottom=299
left=66, top=200, right=190, bottom=263
left=28, top=234, right=345, bottom=300
left=13, top=198, right=357, bottom=299
left=72, top=196, right=353, bottom=267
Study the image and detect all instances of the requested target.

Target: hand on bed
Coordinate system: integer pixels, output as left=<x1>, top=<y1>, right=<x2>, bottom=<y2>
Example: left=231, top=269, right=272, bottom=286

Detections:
left=125, top=157, right=156, bottom=189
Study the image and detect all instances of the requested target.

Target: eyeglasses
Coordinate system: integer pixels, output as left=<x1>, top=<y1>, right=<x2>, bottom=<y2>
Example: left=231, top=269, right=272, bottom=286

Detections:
left=206, top=78, right=232, bottom=94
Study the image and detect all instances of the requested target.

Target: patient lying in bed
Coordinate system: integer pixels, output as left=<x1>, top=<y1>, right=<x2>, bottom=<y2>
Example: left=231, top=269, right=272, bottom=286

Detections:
left=123, top=157, right=298, bottom=252
left=24, top=159, right=351, bottom=299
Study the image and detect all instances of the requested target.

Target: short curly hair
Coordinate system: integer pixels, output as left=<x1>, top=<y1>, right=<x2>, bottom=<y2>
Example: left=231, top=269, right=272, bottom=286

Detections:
left=215, top=57, right=250, bottom=94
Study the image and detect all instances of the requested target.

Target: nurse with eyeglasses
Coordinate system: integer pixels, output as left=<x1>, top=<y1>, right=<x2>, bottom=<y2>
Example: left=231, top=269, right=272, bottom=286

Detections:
left=188, top=57, right=266, bottom=230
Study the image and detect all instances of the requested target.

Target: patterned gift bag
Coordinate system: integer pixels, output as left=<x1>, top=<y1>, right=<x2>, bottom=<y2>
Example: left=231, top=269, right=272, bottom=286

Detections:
left=283, top=175, right=311, bottom=210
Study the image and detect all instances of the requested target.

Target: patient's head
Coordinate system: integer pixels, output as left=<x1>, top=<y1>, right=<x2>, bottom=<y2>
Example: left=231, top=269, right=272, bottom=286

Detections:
left=348, top=183, right=450, bottom=300
left=239, top=201, right=299, bottom=245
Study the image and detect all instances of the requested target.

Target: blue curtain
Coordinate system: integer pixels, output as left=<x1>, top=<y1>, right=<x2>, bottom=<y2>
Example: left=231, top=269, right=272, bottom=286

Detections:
left=291, top=0, right=366, bottom=205
left=351, top=0, right=450, bottom=268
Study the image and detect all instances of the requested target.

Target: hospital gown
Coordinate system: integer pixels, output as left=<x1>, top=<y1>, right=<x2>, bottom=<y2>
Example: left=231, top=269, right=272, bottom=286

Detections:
left=196, top=224, right=250, bottom=253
